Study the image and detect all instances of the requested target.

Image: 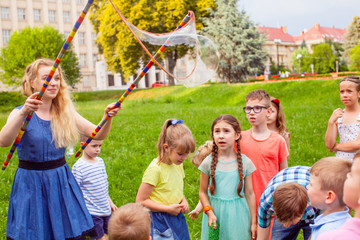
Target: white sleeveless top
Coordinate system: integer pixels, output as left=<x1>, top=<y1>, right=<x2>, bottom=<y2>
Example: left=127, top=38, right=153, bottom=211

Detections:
left=336, top=112, right=360, bottom=161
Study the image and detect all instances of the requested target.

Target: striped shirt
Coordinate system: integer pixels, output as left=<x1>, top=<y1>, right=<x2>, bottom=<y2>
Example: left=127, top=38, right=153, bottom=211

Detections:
left=72, top=157, right=111, bottom=216
left=257, top=166, right=319, bottom=228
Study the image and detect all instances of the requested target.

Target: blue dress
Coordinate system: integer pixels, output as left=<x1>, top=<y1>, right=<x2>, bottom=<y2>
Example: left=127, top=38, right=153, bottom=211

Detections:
left=199, top=154, right=256, bottom=240
left=6, top=109, right=94, bottom=240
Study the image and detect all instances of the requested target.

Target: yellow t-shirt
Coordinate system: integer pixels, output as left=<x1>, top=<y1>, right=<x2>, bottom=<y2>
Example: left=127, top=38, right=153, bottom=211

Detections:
left=142, top=158, right=184, bottom=205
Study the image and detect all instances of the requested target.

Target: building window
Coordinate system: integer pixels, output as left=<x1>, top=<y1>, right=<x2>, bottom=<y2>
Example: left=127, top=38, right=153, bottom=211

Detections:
left=1, top=7, right=9, bottom=19
left=108, top=74, right=114, bottom=87
left=17, top=8, right=26, bottom=20
left=91, top=32, right=96, bottom=43
left=83, top=76, right=90, bottom=87
left=76, top=0, right=83, bottom=4
left=121, top=75, right=126, bottom=85
left=2, top=29, right=11, bottom=44
left=49, top=10, right=56, bottom=22
left=93, top=54, right=97, bottom=66
left=79, top=54, right=86, bottom=66
left=62, top=0, right=69, bottom=3
left=63, top=11, right=70, bottom=22
left=78, top=32, right=85, bottom=45
left=33, top=9, right=41, bottom=21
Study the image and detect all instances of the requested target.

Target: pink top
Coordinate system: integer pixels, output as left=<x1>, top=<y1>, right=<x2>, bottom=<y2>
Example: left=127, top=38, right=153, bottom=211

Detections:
left=317, top=218, right=360, bottom=240
left=240, top=130, right=289, bottom=208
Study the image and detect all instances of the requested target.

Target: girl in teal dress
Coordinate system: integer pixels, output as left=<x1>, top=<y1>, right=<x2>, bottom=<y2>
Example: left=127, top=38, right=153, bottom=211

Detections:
left=199, top=114, right=257, bottom=240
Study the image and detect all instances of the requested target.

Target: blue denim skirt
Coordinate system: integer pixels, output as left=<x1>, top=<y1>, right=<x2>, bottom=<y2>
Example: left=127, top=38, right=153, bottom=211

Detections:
left=150, top=212, right=190, bottom=240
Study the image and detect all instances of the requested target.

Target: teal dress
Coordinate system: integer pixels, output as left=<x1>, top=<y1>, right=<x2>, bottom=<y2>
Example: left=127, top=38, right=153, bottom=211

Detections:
left=199, top=154, right=256, bottom=240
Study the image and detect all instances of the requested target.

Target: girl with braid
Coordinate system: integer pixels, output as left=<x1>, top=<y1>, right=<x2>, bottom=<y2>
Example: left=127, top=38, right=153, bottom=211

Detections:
left=198, top=115, right=257, bottom=240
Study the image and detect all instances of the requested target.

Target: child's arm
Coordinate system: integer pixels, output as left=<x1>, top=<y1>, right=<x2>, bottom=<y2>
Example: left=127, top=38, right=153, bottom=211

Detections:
left=199, top=172, right=217, bottom=229
left=180, top=196, right=189, bottom=213
left=109, top=196, right=117, bottom=212
left=244, top=174, right=257, bottom=240
left=136, top=182, right=183, bottom=216
left=188, top=200, right=203, bottom=219
left=325, top=108, right=343, bottom=151
left=279, top=158, right=288, bottom=170
left=257, top=226, right=271, bottom=240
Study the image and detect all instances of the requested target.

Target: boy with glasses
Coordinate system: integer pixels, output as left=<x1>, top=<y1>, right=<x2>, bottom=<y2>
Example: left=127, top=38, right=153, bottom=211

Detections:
left=240, top=89, right=289, bottom=209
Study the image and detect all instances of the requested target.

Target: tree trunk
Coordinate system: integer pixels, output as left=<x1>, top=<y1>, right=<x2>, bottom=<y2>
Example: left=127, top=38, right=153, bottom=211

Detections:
left=166, top=51, right=177, bottom=86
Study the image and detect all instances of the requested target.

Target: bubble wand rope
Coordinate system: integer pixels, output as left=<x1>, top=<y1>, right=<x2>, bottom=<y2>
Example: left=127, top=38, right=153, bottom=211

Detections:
left=2, top=0, right=94, bottom=171
left=74, top=12, right=192, bottom=158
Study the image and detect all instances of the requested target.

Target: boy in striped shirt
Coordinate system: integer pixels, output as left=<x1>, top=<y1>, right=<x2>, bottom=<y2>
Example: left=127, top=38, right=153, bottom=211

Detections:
left=72, top=138, right=117, bottom=240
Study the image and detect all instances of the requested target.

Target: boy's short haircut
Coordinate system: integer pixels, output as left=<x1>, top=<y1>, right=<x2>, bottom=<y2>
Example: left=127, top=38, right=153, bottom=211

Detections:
left=245, top=89, right=271, bottom=107
left=273, top=182, right=308, bottom=223
left=310, top=157, right=352, bottom=207
left=108, top=203, right=151, bottom=240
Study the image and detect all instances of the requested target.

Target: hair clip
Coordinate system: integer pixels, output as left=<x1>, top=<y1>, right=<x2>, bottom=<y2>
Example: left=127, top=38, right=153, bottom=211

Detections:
left=195, top=151, right=200, bottom=155
left=271, top=98, right=280, bottom=107
left=171, top=119, right=184, bottom=125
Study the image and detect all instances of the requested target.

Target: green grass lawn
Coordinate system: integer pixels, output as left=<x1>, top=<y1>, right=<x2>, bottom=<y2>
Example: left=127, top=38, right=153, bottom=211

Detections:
left=0, top=79, right=342, bottom=239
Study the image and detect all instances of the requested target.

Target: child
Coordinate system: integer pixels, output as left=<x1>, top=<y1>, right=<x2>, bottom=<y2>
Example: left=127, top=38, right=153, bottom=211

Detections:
left=189, top=141, right=213, bottom=220
left=257, top=166, right=319, bottom=240
left=325, top=76, right=360, bottom=161
left=240, top=89, right=289, bottom=208
left=136, top=119, right=195, bottom=240
left=199, top=114, right=257, bottom=239
left=318, top=151, right=360, bottom=240
left=307, top=157, right=352, bottom=239
left=72, top=137, right=118, bottom=240
left=108, top=203, right=151, bottom=240
left=0, top=58, right=120, bottom=239
left=267, top=97, right=290, bottom=152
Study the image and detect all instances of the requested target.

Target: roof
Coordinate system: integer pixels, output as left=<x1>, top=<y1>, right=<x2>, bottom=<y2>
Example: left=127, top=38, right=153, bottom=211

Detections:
left=294, top=23, right=346, bottom=42
left=257, top=26, right=295, bottom=43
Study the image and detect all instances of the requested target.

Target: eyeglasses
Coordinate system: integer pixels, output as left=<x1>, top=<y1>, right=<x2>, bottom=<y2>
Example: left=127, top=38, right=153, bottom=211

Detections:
left=243, top=106, right=268, bottom=114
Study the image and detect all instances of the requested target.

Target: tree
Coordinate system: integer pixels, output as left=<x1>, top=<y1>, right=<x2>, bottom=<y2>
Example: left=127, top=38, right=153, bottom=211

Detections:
left=0, top=26, right=80, bottom=87
left=350, top=41, right=360, bottom=71
left=343, top=15, right=360, bottom=66
left=311, top=43, right=337, bottom=74
left=291, top=47, right=310, bottom=73
left=88, top=0, right=215, bottom=85
left=200, top=0, right=267, bottom=83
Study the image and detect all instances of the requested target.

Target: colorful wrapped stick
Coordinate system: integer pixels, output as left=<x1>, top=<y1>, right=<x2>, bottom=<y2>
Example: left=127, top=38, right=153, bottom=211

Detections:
left=2, top=0, right=94, bottom=171
left=74, top=12, right=192, bottom=157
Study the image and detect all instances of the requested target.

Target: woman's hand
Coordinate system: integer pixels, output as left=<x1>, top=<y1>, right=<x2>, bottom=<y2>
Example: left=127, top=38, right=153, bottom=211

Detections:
left=21, top=92, right=43, bottom=115
left=104, top=102, right=121, bottom=117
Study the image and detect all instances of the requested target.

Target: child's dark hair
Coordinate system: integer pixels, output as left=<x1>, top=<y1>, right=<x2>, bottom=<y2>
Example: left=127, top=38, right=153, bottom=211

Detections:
left=157, top=119, right=196, bottom=163
left=209, top=114, right=244, bottom=197
left=270, top=97, right=290, bottom=137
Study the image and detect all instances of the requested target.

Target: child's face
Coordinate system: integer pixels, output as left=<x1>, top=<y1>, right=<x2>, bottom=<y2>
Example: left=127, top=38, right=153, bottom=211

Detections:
left=213, top=120, right=240, bottom=151
left=307, top=175, right=327, bottom=210
left=244, top=99, right=271, bottom=127
left=343, top=158, right=360, bottom=209
left=339, top=81, right=360, bottom=107
left=167, top=146, right=189, bottom=165
left=267, top=103, right=278, bottom=126
left=83, top=140, right=103, bottom=159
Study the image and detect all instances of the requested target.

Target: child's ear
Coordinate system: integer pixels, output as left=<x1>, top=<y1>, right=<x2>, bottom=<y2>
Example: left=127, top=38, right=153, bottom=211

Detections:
left=163, top=143, right=169, bottom=152
left=235, top=132, right=241, bottom=141
left=325, top=190, right=336, bottom=204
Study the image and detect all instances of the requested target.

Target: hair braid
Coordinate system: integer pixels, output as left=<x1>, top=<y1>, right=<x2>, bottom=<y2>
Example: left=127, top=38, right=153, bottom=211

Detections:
left=236, top=138, right=244, bottom=197
left=209, top=140, right=218, bottom=195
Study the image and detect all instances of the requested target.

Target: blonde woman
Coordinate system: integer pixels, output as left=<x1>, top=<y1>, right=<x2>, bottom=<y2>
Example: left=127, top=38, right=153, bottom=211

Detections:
left=0, top=58, right=120, bottom=240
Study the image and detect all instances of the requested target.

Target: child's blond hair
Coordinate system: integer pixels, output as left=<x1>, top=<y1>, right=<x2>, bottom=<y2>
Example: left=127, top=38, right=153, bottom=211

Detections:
left=245, top=89, right=271, bottom=108
left=157, top=119, right=195, bottom=164
left=270, top=96, right=290, bottom=137
left=108, top=203, right=151, bottom=240
left=192, top=141, right=213, bottom=168
left=310, top=157, right=352, bottom=207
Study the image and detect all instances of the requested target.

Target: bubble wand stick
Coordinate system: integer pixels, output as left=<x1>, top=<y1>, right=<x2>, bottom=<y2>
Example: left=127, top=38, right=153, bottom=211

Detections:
left=74, top=11, right=192, bottom=157
left=2, top=0, right=94, bottom=170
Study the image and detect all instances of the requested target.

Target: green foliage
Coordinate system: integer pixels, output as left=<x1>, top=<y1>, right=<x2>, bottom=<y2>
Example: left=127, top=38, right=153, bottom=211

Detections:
left=350, top=42, right=360, bottom=71
left=0, top=79, right=345, bottom=239
left=0, top=92, right=26, bottom=111
left=291, top=47, right=311, bottom=73
left=89, top=0, right=215, bottom=83
left=311, top=44, right=337, bottom=74
left=200, top=0, right=267, bottom=83
left=0, top=26, right=80, bottom=87
left=343, top=15, right=360, bottom=66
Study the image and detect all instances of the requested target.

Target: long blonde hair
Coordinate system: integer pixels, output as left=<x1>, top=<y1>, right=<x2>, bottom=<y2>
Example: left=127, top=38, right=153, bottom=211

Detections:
left=157, top=119, right=195, bottom=164
left=270, top=96, right=290, bottom=138
left=22, top=58, right=79, bottom=148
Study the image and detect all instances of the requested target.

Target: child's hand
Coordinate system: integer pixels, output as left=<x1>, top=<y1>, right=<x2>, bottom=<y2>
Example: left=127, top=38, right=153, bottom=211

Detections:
left=329, top=108, right=343, bottom=124
left=207, top=211, right=217, bottom=229
left=167, top=204, right=183, bottom=216
left=188, top=209, right=200, bottom=219
left=251, top=223, right=257, bottom=239
left=180, top=203, right=189, bottom=214
left=110, top=202, right=118, bottom=212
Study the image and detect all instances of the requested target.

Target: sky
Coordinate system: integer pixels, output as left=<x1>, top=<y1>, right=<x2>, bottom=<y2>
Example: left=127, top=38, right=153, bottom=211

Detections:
left=238, top=0, right=360, bottom=36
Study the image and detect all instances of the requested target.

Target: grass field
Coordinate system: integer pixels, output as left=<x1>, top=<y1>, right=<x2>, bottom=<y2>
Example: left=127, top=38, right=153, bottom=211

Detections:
left=0, top=79, right=342, bottom=239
